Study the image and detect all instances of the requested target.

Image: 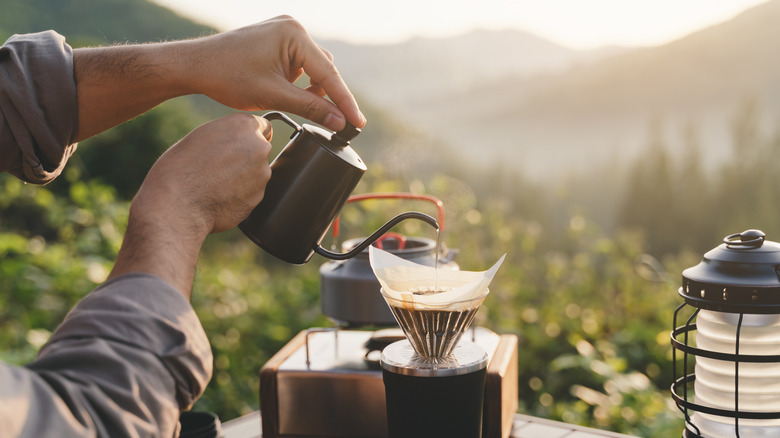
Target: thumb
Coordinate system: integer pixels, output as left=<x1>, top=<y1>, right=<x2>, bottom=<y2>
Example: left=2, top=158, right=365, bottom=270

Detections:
left=254, top=115, right=273, bottom=141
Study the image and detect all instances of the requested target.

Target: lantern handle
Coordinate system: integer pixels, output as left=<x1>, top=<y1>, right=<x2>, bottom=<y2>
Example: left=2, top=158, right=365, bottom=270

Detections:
left=724, top=229, right=765, bottom=248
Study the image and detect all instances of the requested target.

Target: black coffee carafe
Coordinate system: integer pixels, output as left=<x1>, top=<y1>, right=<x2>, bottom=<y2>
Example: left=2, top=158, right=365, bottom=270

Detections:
left=239, top=112, right=438, bottom=265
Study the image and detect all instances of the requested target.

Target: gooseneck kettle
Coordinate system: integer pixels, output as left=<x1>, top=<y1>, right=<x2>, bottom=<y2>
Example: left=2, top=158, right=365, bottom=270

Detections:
left=239, top=112, right=438, bottom=265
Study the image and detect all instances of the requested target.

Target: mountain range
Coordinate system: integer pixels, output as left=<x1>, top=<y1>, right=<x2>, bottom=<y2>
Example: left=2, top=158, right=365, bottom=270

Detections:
left=320, top=29, right=625, bottom=110
left=4, top=0, right=777, bottom=181
left=0, top=0, right=213, bottom=44
left=321, top=1, right=780, bottom=179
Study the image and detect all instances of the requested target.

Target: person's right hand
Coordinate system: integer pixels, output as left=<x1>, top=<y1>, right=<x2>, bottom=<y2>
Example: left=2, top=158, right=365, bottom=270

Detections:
left=107, top=114, right=273, bottom=296
left=137, top=113, right=273, bottom=235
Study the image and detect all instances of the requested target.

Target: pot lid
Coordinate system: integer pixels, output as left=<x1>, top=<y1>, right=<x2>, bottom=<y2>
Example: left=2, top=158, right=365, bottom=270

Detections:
left=680, top=230, right=780, bottom=313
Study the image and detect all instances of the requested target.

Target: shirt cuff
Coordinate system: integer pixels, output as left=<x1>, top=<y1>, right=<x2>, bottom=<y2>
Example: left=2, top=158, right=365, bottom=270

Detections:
left=0, top=30, right=78, bottom=184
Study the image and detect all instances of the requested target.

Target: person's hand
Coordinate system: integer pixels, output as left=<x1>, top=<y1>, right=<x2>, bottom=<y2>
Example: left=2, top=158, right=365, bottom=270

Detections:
left=73, top=16, right=365, bottom=141
left=107, top=114, right=273, bottom=296
left=182, top=16, right=366, bottom=132
left=137, top=113, right=272, bottom=234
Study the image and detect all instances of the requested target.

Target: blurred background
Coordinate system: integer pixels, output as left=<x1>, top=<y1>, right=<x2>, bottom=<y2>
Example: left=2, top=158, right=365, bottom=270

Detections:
left=2, top=0, right=780, bottom=436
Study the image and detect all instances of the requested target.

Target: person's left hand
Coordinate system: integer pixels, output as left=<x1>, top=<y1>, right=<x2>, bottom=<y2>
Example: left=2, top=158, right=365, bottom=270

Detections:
left=179, top=15, right=365, bottom=132
left=108, top=113, right=274, bottom=296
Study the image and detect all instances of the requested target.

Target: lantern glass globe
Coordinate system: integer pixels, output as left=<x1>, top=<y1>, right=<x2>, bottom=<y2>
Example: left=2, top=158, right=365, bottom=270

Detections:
left=693, top=310, right=780, bottom=437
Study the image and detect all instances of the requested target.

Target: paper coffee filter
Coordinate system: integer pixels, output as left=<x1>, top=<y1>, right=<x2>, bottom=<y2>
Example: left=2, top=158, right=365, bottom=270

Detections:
left=369, top=246, right=505, bottom=310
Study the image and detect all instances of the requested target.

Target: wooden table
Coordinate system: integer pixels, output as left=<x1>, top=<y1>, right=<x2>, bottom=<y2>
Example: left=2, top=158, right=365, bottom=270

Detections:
left=221, top=411, right=639, bottom=438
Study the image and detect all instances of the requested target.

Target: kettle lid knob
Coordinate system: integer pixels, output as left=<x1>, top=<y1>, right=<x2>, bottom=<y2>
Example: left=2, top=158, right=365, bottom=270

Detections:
left=334, top=122, right=361, bottom=144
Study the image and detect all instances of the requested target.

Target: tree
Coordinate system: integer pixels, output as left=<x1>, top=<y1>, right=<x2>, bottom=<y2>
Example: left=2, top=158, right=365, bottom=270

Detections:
left=617, top=119, right=677, bottom=255
left=74, top=100, right=202, bottom=200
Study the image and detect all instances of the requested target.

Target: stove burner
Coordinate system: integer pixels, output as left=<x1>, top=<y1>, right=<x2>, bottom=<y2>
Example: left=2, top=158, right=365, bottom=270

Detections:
left=363, top=328, right=406, bottom=369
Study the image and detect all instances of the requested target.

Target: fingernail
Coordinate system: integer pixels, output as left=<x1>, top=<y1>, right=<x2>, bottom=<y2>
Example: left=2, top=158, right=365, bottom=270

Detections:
left=325, top=112, right=346, bottom=131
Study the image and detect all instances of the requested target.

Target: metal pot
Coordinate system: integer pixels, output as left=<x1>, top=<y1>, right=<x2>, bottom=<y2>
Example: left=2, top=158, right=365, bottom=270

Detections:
left=320, top=236, right=458, bottom=327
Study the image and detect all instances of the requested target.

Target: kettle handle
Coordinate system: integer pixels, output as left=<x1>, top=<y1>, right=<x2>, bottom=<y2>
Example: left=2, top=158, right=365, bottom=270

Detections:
left=261, top=111, right=302, bottom=138
left=313, top=211, right=439, bottom=261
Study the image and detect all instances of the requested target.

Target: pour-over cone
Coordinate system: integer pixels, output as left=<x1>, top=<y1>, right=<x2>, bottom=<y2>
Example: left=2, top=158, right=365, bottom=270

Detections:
left=381, top=289, right=487, bottom=358
left=370, top=246, right=504, bottom=358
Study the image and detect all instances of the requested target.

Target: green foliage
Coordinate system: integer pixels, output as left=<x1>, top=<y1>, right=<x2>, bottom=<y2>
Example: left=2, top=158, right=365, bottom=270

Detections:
left=483, top=224, right=687, bottom=436
left=7, top=101, right=780, bottom=435
left=189, top=238, right=330, bottom=416
left=4, top=1, right=780, bottom=435
left=0, top=169, right=126, bottom=364
left=617, top=100, right=780, bottom=256
left=0, top=0, right=215, bottom=45
left=76, top=100, right=203, bottom=200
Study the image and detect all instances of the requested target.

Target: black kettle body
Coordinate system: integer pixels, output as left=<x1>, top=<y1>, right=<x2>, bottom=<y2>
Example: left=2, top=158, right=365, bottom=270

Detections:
left=239, top=112, right=437, bottom=265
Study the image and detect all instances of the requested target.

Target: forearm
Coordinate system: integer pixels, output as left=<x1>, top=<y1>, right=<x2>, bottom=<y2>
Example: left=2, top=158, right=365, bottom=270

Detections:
left=108, top=194, right=209, bottom=299
left=106, top=114, right=270, bottom=298
left=72, top=17, right=365, bottom=143
left=73, top=41, right=197, bottom=141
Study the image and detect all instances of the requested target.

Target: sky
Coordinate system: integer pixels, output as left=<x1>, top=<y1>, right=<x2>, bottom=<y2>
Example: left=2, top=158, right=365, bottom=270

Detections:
left=152, top=0, right=769, bottom=49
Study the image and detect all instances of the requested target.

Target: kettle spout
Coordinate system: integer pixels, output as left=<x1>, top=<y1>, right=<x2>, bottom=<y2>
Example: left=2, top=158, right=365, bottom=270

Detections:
left=313, top=211, right=439, bottom=261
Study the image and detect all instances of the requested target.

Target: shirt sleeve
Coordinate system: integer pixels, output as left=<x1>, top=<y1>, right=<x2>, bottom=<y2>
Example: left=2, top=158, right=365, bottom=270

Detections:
left=0, top=273, right=213, bottom=438
left=0, top=30, right=78, bottom=184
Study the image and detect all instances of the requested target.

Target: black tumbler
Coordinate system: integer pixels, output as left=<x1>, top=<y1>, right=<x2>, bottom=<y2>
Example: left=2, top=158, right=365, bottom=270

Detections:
left=178, top=411, right=224, bottom=438
left=380, top=340, right=488, bottom=438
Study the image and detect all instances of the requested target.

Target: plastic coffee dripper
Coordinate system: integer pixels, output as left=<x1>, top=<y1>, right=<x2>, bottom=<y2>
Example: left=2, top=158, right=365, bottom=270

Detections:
left=369, top=246, right=505, bottom=359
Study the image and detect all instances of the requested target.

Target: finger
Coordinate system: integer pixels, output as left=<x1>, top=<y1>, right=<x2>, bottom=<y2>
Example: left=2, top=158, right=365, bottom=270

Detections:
left=299, top=45, right=366, bottom=128
left=306, top=81, right=326, bottom=97
left=305, top=86, right=326, bottom=98
left=317, top=72, right=365, bottom=128
left=288, top=66, right=304, bottom=84
left=254, top=115, right=273, bottom=141
left=318, top=45, right=334, bottom=62
left=272, top=78, right=345, bottom=131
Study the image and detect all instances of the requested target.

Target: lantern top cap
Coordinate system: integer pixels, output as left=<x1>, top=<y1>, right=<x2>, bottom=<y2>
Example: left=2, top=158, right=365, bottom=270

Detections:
left=680, top=230, right=780, bottom=312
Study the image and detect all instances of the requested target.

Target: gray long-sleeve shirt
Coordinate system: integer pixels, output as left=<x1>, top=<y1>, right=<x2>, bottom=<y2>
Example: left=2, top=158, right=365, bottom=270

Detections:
left=0, top=30, right=78, bottom=184
left=0, top=32, right=213, bottom=437
left=0, top=274, right=213, bottom=437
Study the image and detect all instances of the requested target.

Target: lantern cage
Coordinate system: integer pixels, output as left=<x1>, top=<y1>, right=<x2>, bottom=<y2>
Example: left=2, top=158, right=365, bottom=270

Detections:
left=672, top=302, right=780, bottom=437
left=671, top=230, right=780, bottom=438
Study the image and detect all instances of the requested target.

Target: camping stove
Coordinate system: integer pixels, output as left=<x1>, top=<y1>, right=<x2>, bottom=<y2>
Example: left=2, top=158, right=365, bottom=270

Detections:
left=260, top=326, right=517, bottom=438
left=259, top=195, right=518, bottom=438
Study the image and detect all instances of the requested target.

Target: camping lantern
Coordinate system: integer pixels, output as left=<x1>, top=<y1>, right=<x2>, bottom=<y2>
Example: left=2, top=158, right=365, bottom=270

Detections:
left=671, top=229, right=780, bottom=437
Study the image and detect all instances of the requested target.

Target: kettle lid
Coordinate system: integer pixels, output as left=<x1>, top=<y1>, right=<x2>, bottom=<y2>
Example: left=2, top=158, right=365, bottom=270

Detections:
left=301, top=123, right=366, bottom=171
left=681, top=230, right=780, bottom=312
